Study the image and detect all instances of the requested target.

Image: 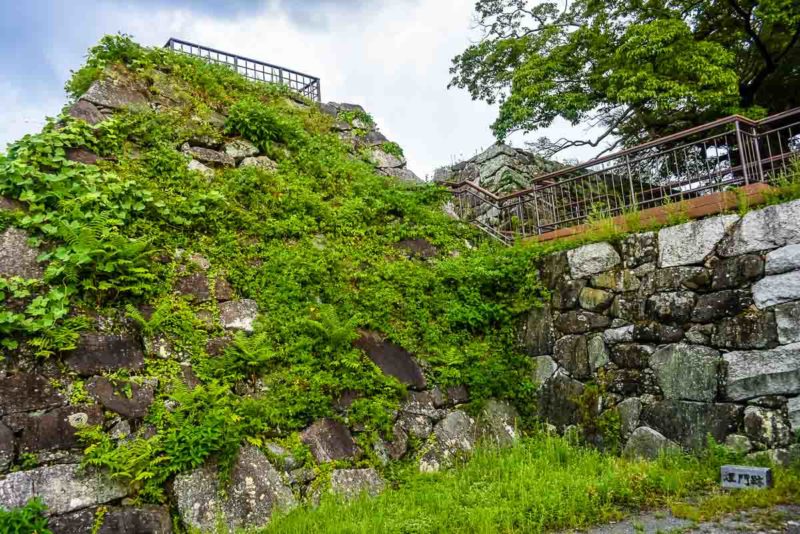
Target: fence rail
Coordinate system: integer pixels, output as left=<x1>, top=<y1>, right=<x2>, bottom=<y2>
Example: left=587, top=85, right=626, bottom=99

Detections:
left=446, top=107, right=800, bottom=244
left=164, top=38, right=321, bottom=102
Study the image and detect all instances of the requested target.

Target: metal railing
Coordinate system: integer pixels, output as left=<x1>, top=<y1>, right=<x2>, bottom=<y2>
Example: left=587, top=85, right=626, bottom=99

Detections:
left=164, top=38, right=321, bottom=101
left=447, top=107, right=800, bottom=244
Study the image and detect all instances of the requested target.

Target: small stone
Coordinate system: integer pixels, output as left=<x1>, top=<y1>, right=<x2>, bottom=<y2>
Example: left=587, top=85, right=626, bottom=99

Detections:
left=175, top=272, right=211, bottom=302
left=188, top=159, right=214, bottom=177
left=765, top=244, right=800, bottom=275
left=649, top=344, right=721, bottom=402
left=711, top=254, right=764, bottom=290
left=788, top=396, right=800, bottom=430
left=532, top=355, right=558, bottom=384
left=224, top=139, right=259, bottom=160
left=109, top=420, right=131, bottom=440
left=658, top=214, right=739, bottom=267
left=396, top=412, right=433, bottom=440
left=646, top=292, right=695, bottom=324
left=181, top=144, right=235, bottom=167
left=371, top=147, right=405, bottom=169
left=394, top=239, right=438, bottom=260
left=775, top=302, right=800, bottom=344
left=590, top=269, right=640, bottom=292
left=588, top=334, right=610, bottom=372
left=66, top=99, right=106, bottom=125
left=65, top=147, right=99, bottom=165
left=578, top=287, right=614, bottom=311
left=724, top=434, right=753, bottom=454
left=633, top=322, right=684, bottom=343
left=65, top=333, right=145, bottom=376
left=622, top=426, right=679, bottom=460
left=753, top=271, right=800, bottom=309
left=602, top=325, right=634, bottom=345
left=554, top=310, right=610, bottom=334
left=86, top=376, right=155, bottom=419
left=554, top=335, right=590, bottom=379
left=685, top=324, right=714, bottom=345
left=610, top=295, right=646, bottom=322
left=219, top=299, right=259, bottom=331
left=711, top=310, right=777, bottom=349
left=300, top=418, right=358, bottom=463
left=0, top=227, right=44, bottom=279
left=567, top=242, right=621, bottom=278
left=650, top=266, right=710, bottom=292
left=353, top=330, right=426, bottom=389
left=330, top=468, right=384, bottom=500
left=240, top=156, right=278, bottom=171
left=725, top=343, right=800, bottom=400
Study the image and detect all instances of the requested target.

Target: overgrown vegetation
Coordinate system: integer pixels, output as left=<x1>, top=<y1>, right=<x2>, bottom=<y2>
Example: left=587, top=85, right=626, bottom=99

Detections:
left=262, top=433, right=800, bottom=533
left=0, top=498, right=51, bottom=534
left=0, top=35, right=549, bottom=501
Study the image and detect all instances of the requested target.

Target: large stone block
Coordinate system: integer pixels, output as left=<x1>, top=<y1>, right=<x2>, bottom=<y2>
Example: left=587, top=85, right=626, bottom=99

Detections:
left=0, top=227, right=44, bottom=279
left=0, top=422, right=13, bottom=472
left=476, top=399, right=519, bottom=447
left=658, top=215, right=739, bottom=267
left=719, top=199, right=800, bottom=256
left=743, top=406, right=792, bottom=448
left=621, top=232, right=658, bottom=268
left=641, top=400, right=741, bottom=450
left=578, top=287, right=614, bottom=311
left=567, top=242, right=621, bottom=279
left=3, top=405, right=102, bottom=454
left=224, top=139, right=259, bottom=161
left=536, top=371, right=584, bottom=430
left=86, top=376, right=155, bottom=419
left=646, top=292, right=695, bottom=324
left=616, top=398, right=642, bottom=438
left=66, top=99, right=106, bottom=125
left=711, top=310, right=777, bottom=349
left=554, top=310, right=610, bottom=334
left=47, top=505, right=173, bottom=534
left=622, top=426, right=679, bottom=460
left=553, top=335, right=590, bottom=379
left=610, top=343, right=654, bottom=369
left=788, top=396, right=800, bottom=430
left=532, top=355, right=558, bottom=384
left=181, top=144, right=235, bottom=167
left=724, top=343, right=800, bottom=400
left=300, top=418, right=359, bottom=463
left=752, top=271, right=800, bottom=308
left=692, top=290, right=752, bottom=323
left=649, top=344, right=720, bottom=402
left=765, top=244, right=800, bottom=275
left=66, top=333, right=145, bottom=376
left=330, top=468, right=385, bottom=500
left=0, top=373, right=65, bottom=416
left=82, top=78, right=148, bottom=110
left=173, top=445, right=295, bottom=532
left=521, top=305, right=555, bottom=356
left=0, top=464, right=127, bottom=516
left=551, top=279, right=585, bottom=310
left=650, top=266, right=710, bottom=292
left=353, top=330, right=426, bottom=389
left=418, top=410, right=476, bottom=473
left=219, top=299, right=259, bottom=332
left=711, top=254, right=764, bottom=290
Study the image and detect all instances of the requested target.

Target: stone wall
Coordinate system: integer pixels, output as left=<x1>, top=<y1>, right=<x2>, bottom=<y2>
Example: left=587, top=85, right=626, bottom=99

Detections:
left=525, top=200, right=800, bottom=461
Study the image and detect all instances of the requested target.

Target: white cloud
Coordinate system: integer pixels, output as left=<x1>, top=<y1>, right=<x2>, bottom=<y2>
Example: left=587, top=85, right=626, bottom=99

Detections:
left=0, top=84, right=63, bottom=152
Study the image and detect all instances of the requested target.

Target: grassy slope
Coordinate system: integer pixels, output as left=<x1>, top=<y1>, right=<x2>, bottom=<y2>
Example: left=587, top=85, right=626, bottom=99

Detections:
left=264, top=434, right=800, bottom=534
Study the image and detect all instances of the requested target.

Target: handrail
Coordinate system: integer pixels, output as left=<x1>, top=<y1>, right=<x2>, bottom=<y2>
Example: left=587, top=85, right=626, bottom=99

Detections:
left=446, top=107, right=800, bottom=243
left=164, top=37, right=321, bottom=102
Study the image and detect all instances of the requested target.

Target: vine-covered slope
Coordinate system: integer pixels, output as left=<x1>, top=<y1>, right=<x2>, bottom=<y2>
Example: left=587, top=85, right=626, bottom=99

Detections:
left=0, top=36, right=544, bottom=505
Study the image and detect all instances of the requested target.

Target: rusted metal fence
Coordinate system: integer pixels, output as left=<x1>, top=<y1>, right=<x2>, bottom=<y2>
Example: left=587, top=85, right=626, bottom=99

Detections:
left=447, top=107, right=800, bottom=244
left=164, top=38, right=321, bottom=101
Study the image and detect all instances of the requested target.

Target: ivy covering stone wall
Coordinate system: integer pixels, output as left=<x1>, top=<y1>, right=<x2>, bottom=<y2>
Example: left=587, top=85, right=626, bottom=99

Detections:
left=526, top=200, right=800, bottom=461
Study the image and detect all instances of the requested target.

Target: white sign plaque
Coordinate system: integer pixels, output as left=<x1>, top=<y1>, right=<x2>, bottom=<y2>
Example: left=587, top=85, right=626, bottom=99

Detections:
left=721, top=465, right=772, bottom=489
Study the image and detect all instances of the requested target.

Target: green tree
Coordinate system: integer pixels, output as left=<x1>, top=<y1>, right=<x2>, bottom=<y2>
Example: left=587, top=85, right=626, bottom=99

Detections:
left=450, top=0, right=800, bottom=155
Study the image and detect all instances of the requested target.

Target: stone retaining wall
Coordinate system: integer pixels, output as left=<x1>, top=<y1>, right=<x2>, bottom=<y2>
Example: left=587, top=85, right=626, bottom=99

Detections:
left=526, top=199, right=800, bottom=460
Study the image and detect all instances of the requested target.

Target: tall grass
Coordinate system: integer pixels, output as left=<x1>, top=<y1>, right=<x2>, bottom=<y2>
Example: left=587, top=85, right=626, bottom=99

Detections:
left=261, top=434, right=799, bottom=534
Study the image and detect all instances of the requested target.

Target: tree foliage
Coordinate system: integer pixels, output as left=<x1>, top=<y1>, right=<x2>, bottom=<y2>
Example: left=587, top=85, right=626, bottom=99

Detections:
left=450, top=0, right=800, bottom=155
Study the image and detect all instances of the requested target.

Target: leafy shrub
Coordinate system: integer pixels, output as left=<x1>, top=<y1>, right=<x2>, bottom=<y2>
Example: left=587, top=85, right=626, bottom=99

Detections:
left=0, top=498, right=51, bottom=534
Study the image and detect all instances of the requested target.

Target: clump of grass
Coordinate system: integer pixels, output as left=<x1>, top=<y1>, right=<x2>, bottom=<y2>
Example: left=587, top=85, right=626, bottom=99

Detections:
left=262, top=434, right=800, bottom=533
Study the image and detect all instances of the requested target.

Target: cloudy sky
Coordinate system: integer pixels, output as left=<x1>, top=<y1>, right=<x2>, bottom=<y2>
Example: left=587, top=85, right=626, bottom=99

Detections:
left=0, top=0, right=598, bottom=178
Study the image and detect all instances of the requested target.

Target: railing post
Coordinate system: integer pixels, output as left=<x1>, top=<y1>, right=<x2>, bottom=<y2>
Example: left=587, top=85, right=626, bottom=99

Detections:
left=530, top=188, right=542, bottom=235
left=735, top=120, right=750, bottom=185
left=625, top=154, right=636, bottom=211
left=751, top=126, right=764, bottom=183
